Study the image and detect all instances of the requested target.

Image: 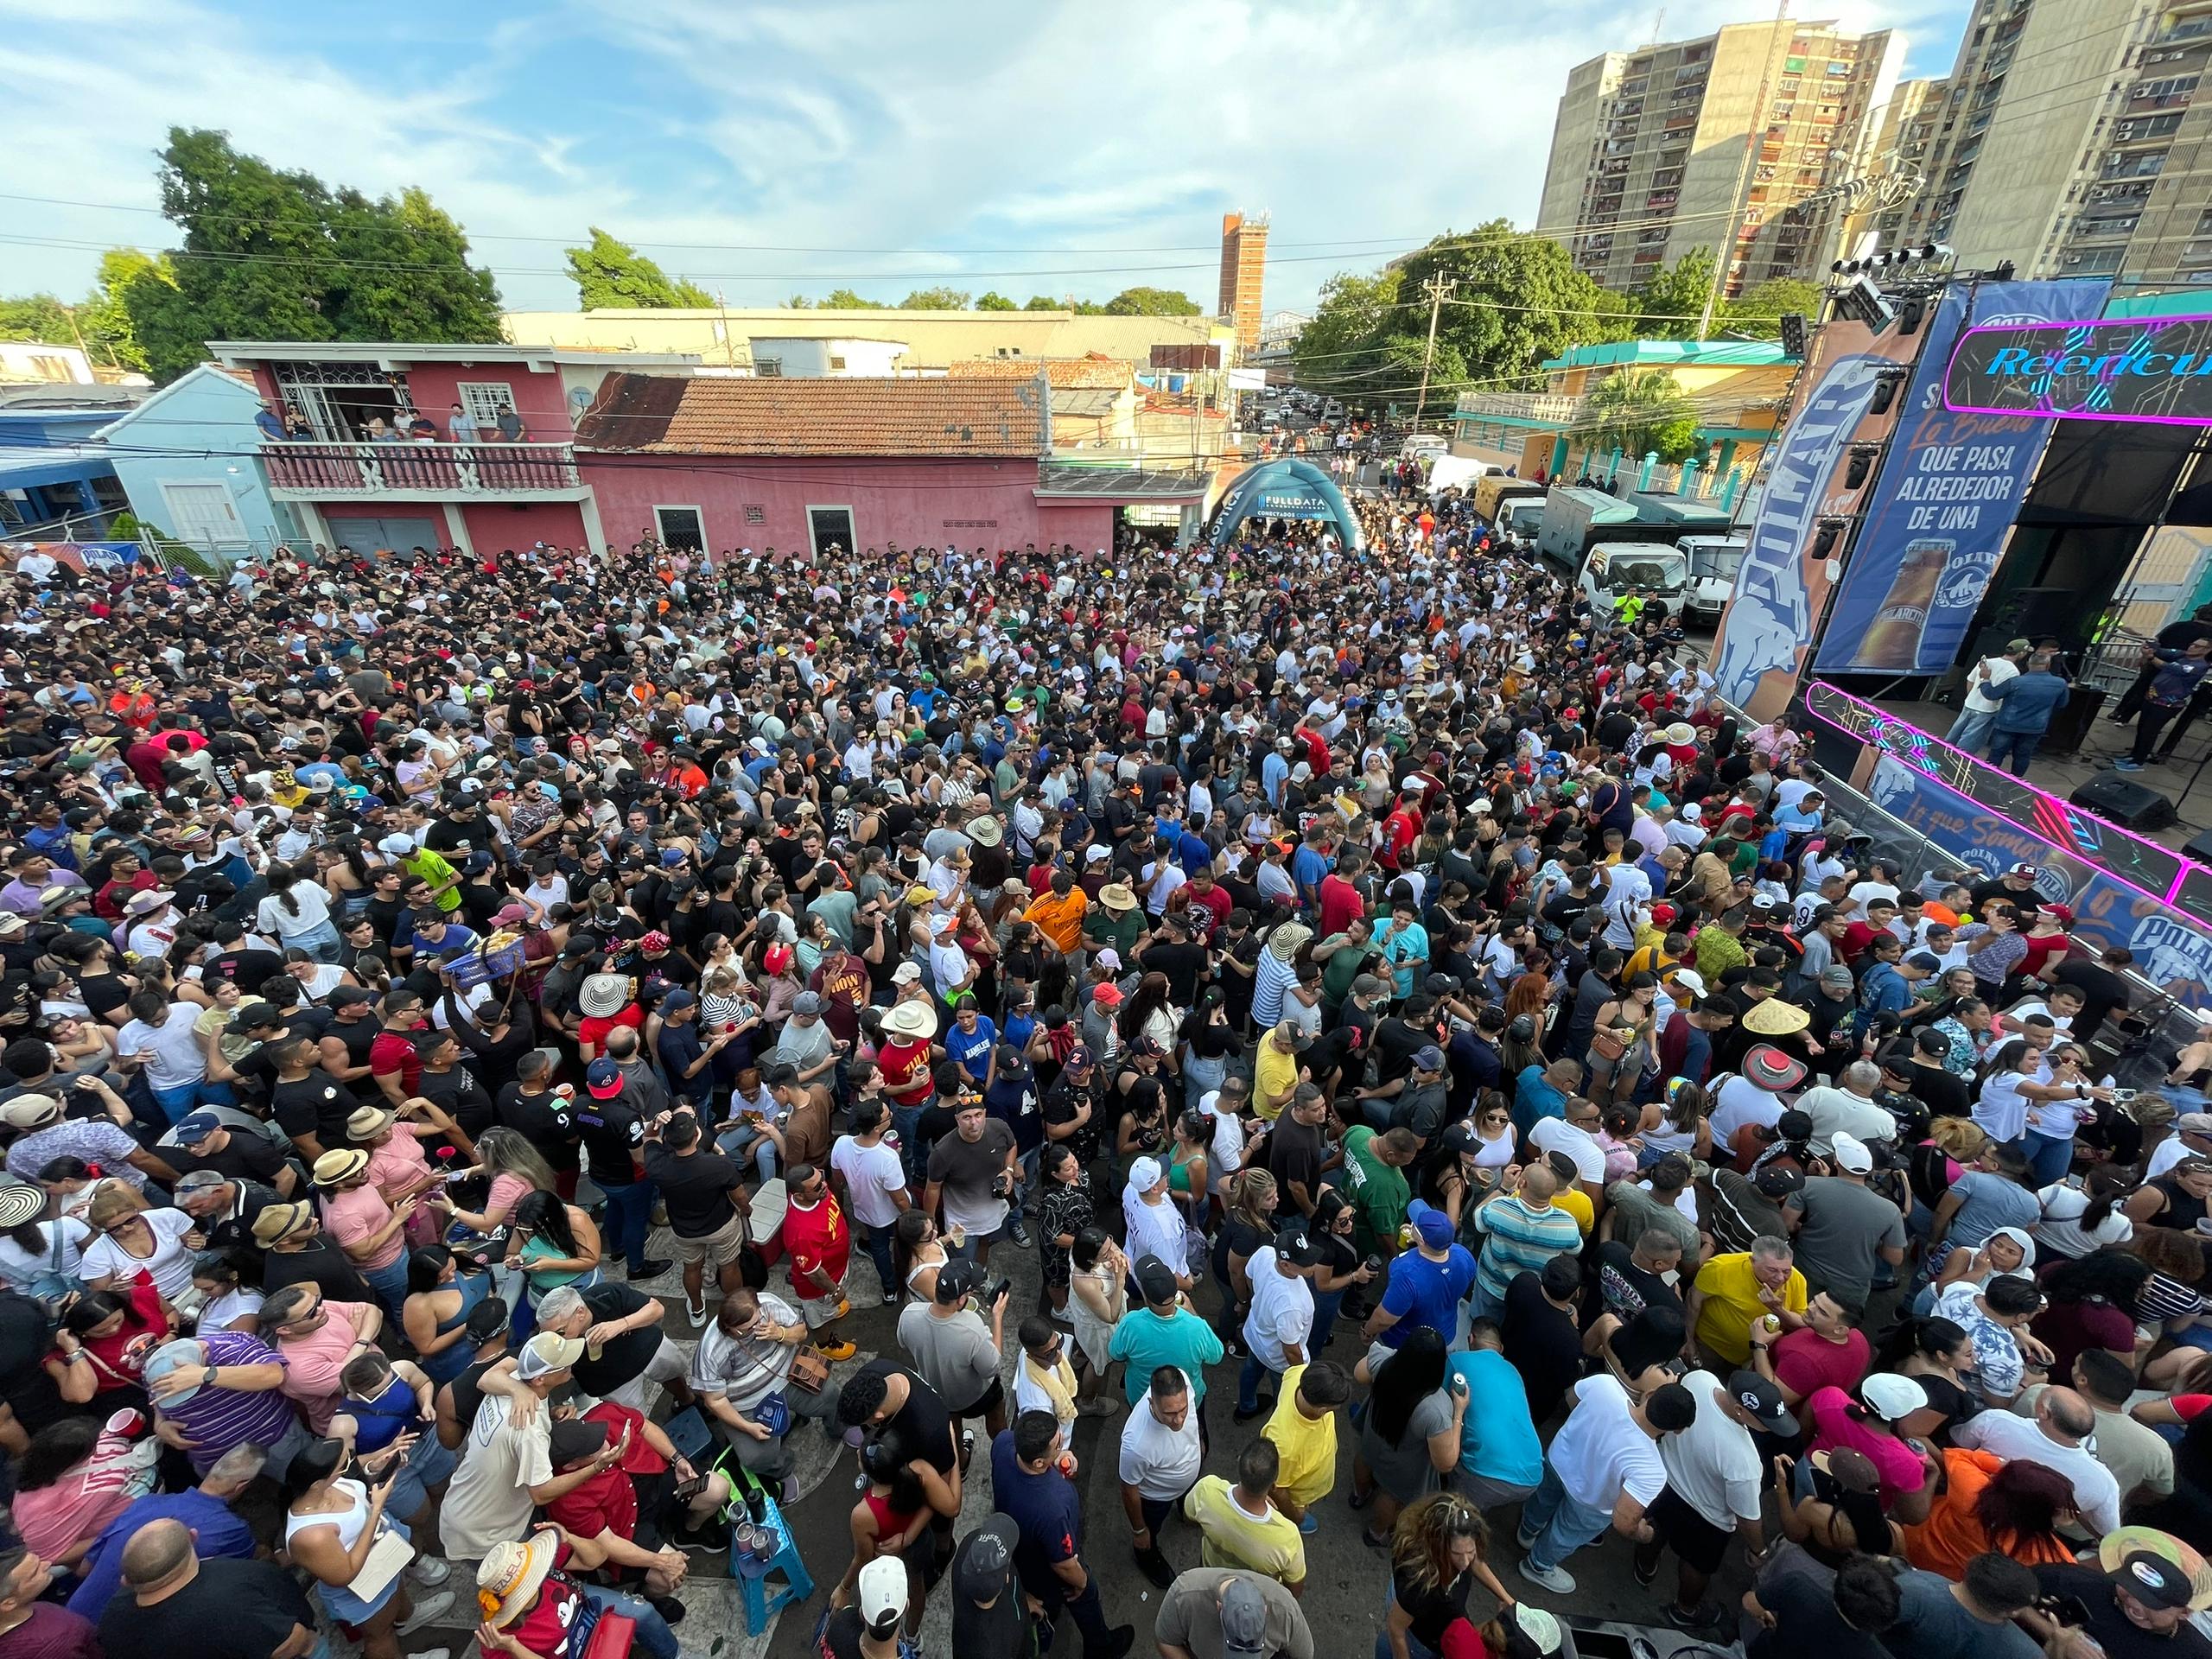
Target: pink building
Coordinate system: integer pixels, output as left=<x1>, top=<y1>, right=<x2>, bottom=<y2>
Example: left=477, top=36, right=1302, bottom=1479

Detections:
left=216, top=343, right=1210, bottom=563
left=576, top=373, right=1202, bottom=559
left=213, top=340, right=701, bottom=558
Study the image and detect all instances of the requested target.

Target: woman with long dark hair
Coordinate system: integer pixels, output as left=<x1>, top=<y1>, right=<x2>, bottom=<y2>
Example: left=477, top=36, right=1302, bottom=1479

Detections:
left=12, top=1414, right=156, bottom=1571
left=400, top=1243, right=495, bottom=1386
left=283, top=1435, right=451, bottom=1659
left=43, top=1282, right=168, bottom=1414
left=891, top=1207, right=946, bottom=1306
left=1036, top=1143, right=1093, bottom=1315
left=1874, top=1316, right=1976, bottom=1446
left=1903, top=1446, right=2076, bottom=1580
left=505, top=1189, right=601, bottom=1334
left=1352, top=1325, right=1462, bottom=1548
left=2032, top=1247, right=2151, bottom=1378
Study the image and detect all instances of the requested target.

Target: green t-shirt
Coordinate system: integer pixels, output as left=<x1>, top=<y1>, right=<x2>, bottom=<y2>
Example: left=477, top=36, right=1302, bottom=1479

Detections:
left=1341, top=1126, right=1410, bottom=1255
left=1088, top=906, right=1145, bottom=957
left=1106, top=1306, right=1226, bottom=1402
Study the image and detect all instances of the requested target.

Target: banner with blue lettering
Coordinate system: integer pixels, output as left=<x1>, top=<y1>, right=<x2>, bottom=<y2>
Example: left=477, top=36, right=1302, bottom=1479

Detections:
left=1813, top=279, right=2110, bottom=675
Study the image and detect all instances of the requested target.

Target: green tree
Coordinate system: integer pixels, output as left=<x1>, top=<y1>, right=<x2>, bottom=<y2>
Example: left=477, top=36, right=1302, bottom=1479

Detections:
left=785, top=294, right=815, bottom=308
left=1291, top=269, right=1403, bottom=396
left=0, top=293, right=75, bottom=345
left=1395, top=222, right=1635, bottom=397
left=1022, top=295, right=1059, bottom=310
left=821, top=289, right=887, bottom=308
left=79, top=251, right=169, bottom=373
left=1724, top=276, right=1822, bottom=340
left=120, top=128, right=501, bottom=384
left=1580, top=368, right=1702, bottom=464
left=898, top=287, right=970, bottom=310
left=1103, top=285, right=1200, bottom=316
left=1631, top=247, right=1717, bottom=337
left=564, top=226, right=715, bottom=308
left=974, top=291, right=1018, bottom=311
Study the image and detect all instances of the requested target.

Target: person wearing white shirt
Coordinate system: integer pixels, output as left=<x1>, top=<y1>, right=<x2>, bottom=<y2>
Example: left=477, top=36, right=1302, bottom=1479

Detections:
left=1236, top=1233, right=1319, bottom=1420
left=1118, top=1365, right=1205, bottom=1581
left=1643, top=1369, right=1775, bottom=1626
left=1948, top=1386, right=2122, bottom=1538
left=1709, top=1070, right=1795, bottom=1143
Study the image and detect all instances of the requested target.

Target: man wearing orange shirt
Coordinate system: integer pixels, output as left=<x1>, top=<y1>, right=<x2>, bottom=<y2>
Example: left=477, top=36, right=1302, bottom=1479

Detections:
left=1024, top=868, right=1089, bottom=957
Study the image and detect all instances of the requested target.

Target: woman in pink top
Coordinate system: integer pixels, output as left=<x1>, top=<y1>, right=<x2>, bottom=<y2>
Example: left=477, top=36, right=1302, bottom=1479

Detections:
left=430, top=1127, right=555, bottom=1240
left=351, top=1103, right=442, bottom=1248
left=11, top=1408, right=157, bottom=1567
left=1805, top=1375, right=1931, bottom=1513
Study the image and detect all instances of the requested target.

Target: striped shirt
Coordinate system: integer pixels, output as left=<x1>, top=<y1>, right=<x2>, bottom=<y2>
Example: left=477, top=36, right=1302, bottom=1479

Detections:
left=1471, top=1195, right=1582, bottom=1302
left=162, top=1332, right=299, bottom=1472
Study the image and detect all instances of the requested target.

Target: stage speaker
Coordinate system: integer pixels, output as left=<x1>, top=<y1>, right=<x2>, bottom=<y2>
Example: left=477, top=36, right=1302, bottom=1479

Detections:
left=1992, top=588, right=2083, bottom=648
left=2185, top=825, right=2212, bottom=864
left=2069, top=770, right=2178, bottom=832
left=2039, top=683, right=2107, bottom=756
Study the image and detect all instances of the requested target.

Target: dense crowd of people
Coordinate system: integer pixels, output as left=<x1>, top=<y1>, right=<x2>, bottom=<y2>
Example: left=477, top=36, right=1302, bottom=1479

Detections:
left=0, top=474, right=2202, bottom=1659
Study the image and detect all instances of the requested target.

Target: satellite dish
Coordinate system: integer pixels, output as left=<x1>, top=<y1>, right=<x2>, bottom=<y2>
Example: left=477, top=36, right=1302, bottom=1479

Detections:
left=568, top=386, right=592, bottom=413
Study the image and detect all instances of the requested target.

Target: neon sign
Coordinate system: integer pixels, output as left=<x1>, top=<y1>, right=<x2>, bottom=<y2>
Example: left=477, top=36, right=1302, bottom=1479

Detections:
left=1803, top=680, right=2212, bottom=922
left=1943, top=314, right=2212, bottom=428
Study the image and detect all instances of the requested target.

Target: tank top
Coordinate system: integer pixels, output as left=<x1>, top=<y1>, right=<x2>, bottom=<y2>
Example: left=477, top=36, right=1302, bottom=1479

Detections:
left=284, top=1478, right=372, bottom=1560
left=341, top=1375, right=420, bottom=1453
left=863, top=1487, right=920, bottom=1541
left=2155, top=1175, right=2210, bottom=1234
left=419, top=1269, right=493, bottom=1385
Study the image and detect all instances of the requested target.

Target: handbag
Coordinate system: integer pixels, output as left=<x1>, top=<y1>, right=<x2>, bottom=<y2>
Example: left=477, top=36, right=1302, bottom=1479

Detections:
left=1590, top=1023, right=1629, bottom=1063
left=785, top=1345, right=830, bottom=1395
left=27, top=1219, right=79, bottom=1311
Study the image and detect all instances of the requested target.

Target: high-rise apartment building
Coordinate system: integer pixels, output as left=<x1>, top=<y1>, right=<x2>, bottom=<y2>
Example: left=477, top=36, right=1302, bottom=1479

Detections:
left=1217, top=212, right=1268, bottom=360
left=1895, top=0, right=2212, bottom=288
left=1538, top=19, right=1902, bottom=298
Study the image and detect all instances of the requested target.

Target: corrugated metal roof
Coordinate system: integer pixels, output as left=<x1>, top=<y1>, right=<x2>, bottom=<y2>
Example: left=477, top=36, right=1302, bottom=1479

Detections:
left=575, top=372, right=1043, bottom=458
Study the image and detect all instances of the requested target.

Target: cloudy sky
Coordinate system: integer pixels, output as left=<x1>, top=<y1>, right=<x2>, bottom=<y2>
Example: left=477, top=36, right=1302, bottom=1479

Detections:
left=2, top=0, right=1972, bottom=319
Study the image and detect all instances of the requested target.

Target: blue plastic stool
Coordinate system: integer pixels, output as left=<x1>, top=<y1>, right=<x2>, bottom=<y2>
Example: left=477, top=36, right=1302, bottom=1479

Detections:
left=731, top=1493, right=813, bottom=1635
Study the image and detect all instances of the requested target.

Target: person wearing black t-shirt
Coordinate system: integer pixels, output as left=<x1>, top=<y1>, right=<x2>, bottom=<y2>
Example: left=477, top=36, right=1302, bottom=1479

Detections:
left=2054, top=949, right=2137, bottom=1047
left=2027, top=1557, right=2212, bottom=1659
left=253, top=1203, right=373, bottom=1305
left=575, top=1059, right=666, bottom=1281
left=98, top=1529, right=315, bottom=1659
left=533, top=1279, right=686, bottom=1408
left=167, top=1116, right=295, bottom=1192
left=264, top=1039, right=355, bottom=1161
left=1500, top=1257, right=1585, bottom=1424
left=836, top=1358, right=961, bottom=1554
left=1261, top=1089, right=1332, bottom=1218
left=1136, top=917, right=1207, bottom=1007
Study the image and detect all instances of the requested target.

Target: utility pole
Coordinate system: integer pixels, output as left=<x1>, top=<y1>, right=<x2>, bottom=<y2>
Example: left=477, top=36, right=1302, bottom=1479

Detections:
left=1411, top=272, right=1455, bottom=432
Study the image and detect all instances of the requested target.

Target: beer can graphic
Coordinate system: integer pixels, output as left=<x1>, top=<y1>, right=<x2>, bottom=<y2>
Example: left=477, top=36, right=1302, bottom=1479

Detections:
left=1858, top=539, right=1953, bottom=670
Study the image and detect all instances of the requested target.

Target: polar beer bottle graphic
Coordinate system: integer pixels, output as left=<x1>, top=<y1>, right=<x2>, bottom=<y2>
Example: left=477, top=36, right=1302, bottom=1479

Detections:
left=1858, top=540, right=1952, bottom=670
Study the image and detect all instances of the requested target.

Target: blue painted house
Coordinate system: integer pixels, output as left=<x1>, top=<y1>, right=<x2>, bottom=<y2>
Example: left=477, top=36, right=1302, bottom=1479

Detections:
left=92, top=365, right=299, bottom=556
left=0, top=384, right=140, bottom=539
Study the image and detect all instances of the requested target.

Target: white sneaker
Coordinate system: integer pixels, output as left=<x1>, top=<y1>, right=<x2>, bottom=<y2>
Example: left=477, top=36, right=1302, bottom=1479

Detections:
left=686, top=1297, right=709, bottom=1328
left=409, top=1556, right=452, bottom=1587
left=397, top=1589, right=456, bottom=1634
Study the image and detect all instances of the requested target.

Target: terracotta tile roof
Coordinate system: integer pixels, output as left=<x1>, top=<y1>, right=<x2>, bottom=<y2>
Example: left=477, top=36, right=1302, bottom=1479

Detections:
left=944, top=356, right=1132, bottom=390
left=576, top=372, right=1045, bottom=457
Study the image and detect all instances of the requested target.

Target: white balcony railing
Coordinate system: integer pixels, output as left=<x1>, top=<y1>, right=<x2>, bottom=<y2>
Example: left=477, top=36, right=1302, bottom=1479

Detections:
left=260, top=441, right=582, bottom=497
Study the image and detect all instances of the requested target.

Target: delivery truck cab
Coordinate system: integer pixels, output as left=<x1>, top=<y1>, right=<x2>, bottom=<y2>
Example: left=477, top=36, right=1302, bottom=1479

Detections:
left=1676, top=535, right=1747, bottom=625
left=1580, top=541, right=1692, bottom=618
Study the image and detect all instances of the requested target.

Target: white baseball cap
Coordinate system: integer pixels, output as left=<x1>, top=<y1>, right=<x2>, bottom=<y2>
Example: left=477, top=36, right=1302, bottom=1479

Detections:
left=1829, top=1131, right=1874, bottom=1174
left=858, top=1555, right=906, bottom=1633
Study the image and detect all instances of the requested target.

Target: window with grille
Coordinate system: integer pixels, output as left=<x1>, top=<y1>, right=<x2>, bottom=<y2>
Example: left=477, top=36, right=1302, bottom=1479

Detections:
left=755, top=359, right=783, bottom=378
left=455, top=382, right=518, bottom=428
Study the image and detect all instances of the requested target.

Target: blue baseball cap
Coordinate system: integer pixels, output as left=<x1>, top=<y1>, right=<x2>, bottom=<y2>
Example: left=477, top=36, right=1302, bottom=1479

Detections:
left=585, top=1056, right=623, bottom=1099
left=1407, top=1199, right=1454, bottom=1249
left=175, top=1112, right=223, bottom=1144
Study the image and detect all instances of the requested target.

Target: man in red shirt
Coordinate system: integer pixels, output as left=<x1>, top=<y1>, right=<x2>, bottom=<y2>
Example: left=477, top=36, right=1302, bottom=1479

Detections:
left=1378, top=790, right=1424, bottom=874
left=1318, top=849, right=1369, bottom=938
left=875, top=1001, right=939, bottom=1182
left=366, top=990, right=429, bottom=1109
left=781, top=1162, right=855, bottom=1360
left=1838, top=898, right=1899, bottom=968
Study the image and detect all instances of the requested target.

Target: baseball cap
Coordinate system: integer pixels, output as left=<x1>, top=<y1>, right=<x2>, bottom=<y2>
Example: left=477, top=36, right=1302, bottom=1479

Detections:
left=548, top=1417, right=611, bottom=1465
left=1219, top=1578, right=1271, bottom=1655
left=1820, top=965, right=1854, bottom=988
left=1135, top=1255, right=1179, bottom=1306
left=660, top=988, right=697, bottom=1014
left=1128, top=1156, right=1164, bottom=1192
left=1753, top=1164, right=1806, bottom=1199
left=1412, top=1044, right=1445, bottom=1072
left=516, top=1331, right=585, bottom=1382
left=1350, top=973, right=1390, bottom=1000
left=174, top=1112, right=223, bottom=1144
left=2178, top=1112, right=2212, bottom=1135
left=1829, top=1131, right=1874, bottom=1174
left=1858, top=1372, right=1929, bottom=1421
left=857, top=1555, right=907, bottom=1634
left=2007, top=861, right=2038, bottom=877
left=1726, top=1369, right=1796, bottom=1433
left=585, top=1056, right=623, bottom=1099
left=2115, top=1551, right=2194, bottom=1611
left=791, top=991, right=824, bottom=1015
left=1276, top=1226, right=1325, bottom=1268
left=1406, top=1198, right=1454, bottom=1249
left=953, top=1513, right=1019, bottom=1603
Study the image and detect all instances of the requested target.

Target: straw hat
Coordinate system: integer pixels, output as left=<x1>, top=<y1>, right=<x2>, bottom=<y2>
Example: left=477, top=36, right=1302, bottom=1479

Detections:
left=312, top=1148, right=369, bottom=1185
left=578, top=973, right=632, bottom=1019
left=476, top=1529, right=563, bottom=1629
left=1098, top=883, right=1138, bottom=913
left=0, top=1185, right=44, bottom=1230
left=251, top=1200, right=315, bottom=1246
left=965, top=817, right=1002, bottom=848
left=1740, top=999, right=1810, bottom=1036
left=346, top=1105, right=397, bottom=1142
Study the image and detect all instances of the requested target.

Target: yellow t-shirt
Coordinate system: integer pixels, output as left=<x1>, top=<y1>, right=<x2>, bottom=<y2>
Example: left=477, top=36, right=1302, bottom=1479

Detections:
left=1552, top=1185, right=1595, bottom=1236
left=1180, top=1475, right=1306, bottom=1585
left=1261, top=1365, right=1336, bottom=1508
left=1692, top=1252, right=1807, bottom=1365
left=1252, top=1041, right=1299, bottom=1122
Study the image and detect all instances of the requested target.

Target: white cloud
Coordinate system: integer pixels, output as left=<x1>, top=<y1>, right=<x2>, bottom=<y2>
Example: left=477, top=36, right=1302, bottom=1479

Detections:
left=0, top=0, right=1971, bottom=320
